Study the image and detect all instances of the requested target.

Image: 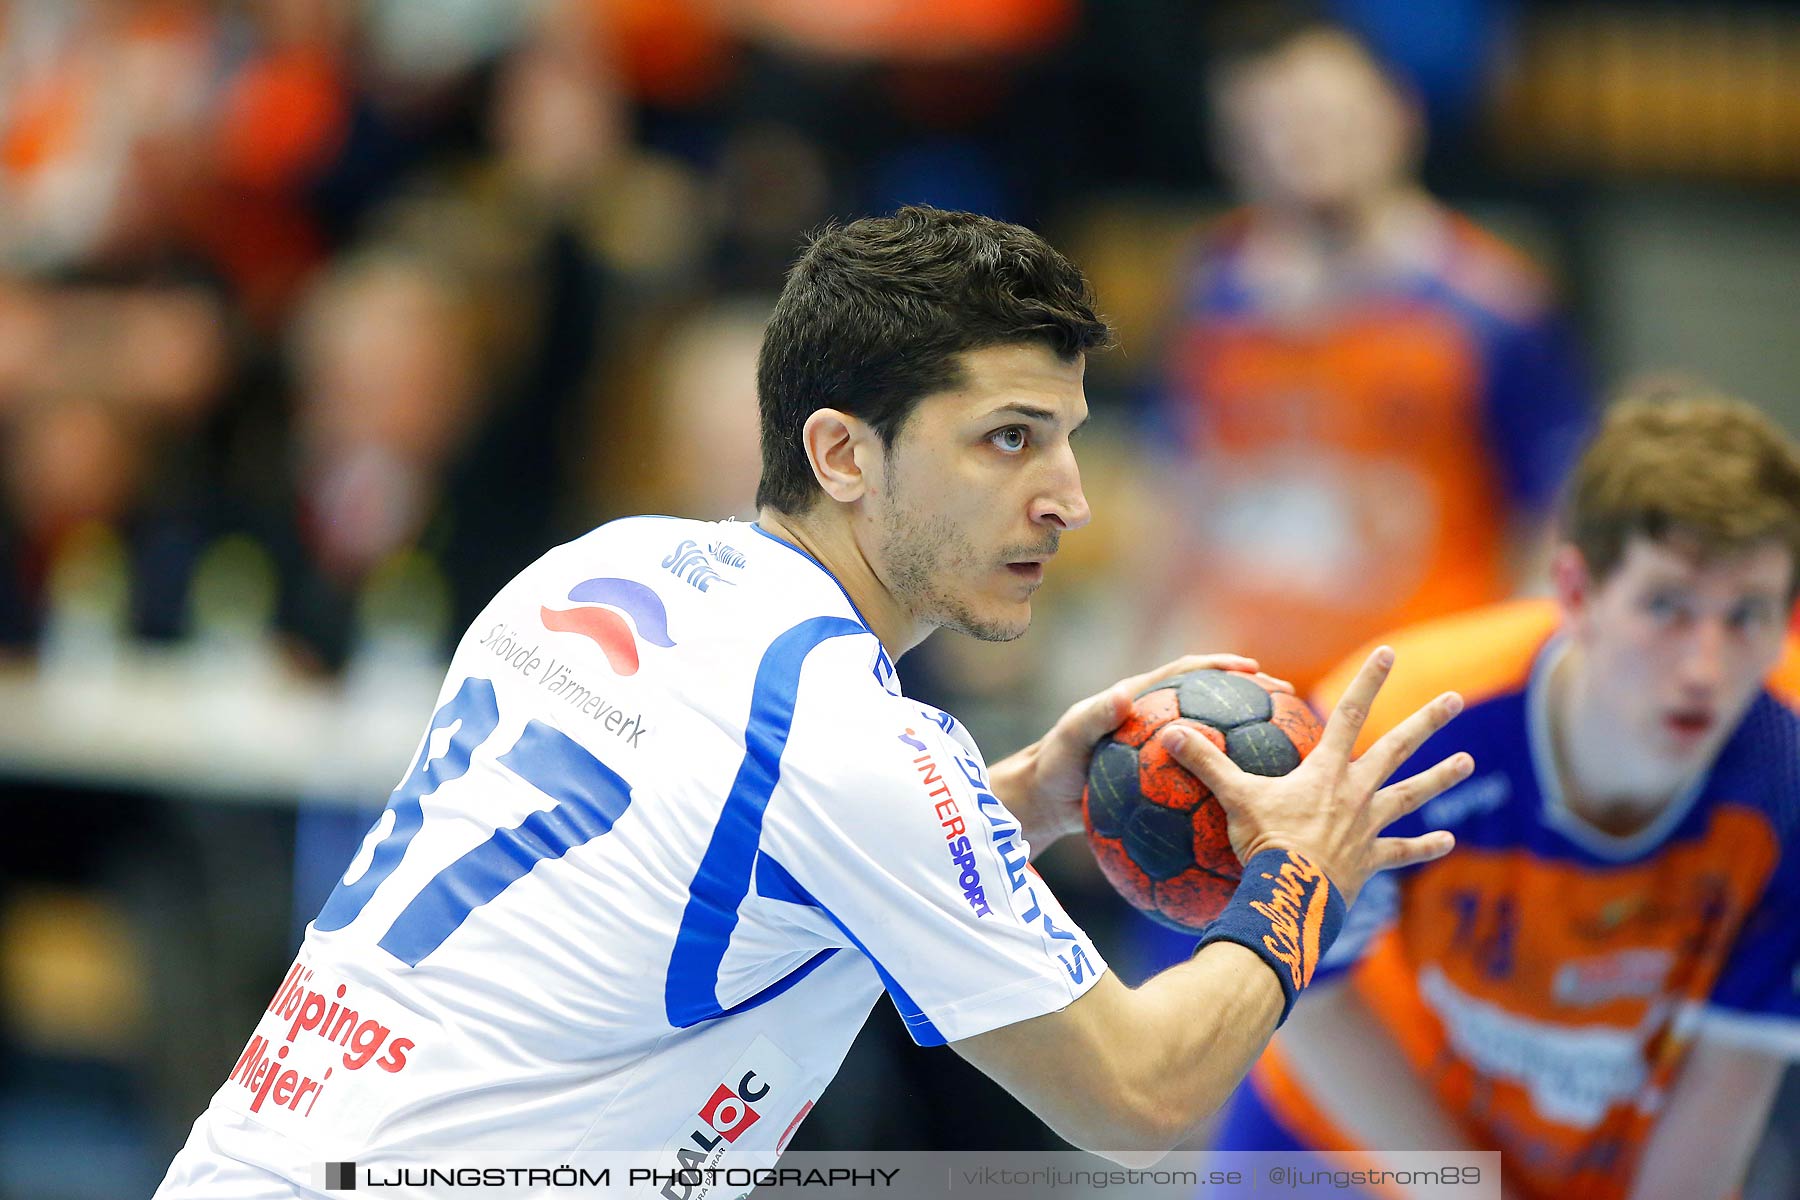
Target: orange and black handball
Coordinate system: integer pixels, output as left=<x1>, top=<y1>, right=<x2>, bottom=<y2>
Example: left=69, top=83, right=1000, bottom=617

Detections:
left=1083, top=669, right=1323, bottom=932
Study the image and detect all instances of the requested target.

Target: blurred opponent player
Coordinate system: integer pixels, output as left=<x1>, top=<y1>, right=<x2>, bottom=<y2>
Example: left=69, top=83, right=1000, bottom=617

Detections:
left=1150, top=8, right=1590, bottom=692
left=1213, top=387, right=1800, bottom=1200
left=154, top=207, right=1473, bottom=1198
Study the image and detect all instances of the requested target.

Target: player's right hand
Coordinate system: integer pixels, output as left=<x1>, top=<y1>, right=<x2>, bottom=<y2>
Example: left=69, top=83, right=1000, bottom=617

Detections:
left=1160, top=646, right=1468, bottom=907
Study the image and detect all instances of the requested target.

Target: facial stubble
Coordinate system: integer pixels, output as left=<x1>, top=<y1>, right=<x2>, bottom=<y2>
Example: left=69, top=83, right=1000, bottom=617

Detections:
left=878, top=494, right=1057, bottom=644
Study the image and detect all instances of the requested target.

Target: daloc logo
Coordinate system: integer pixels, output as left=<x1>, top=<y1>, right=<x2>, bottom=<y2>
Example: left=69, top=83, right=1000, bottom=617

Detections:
left=698, top=1075, right=763, bottom=1142
left=540, top=577, right=674, bottom=676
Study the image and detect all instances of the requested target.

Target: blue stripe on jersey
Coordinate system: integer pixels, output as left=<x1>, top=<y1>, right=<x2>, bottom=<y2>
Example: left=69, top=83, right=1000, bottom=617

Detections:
left=754, top=853, right=946, bottom=1046
left=719, top=949, right=842, bottom=1019
left=753, top=848, right=818, bottom=908
left=750, top=524, right=901, bottom=691
left=378, top=720, right=633, bottom=965
left=664, top=615, right=868, bottom=1028
left=684, top=856, right=845, bottom=1016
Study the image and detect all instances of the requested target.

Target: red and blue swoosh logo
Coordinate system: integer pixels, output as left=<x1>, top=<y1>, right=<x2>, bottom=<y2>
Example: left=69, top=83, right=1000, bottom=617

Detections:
left=540, top=577, right=675, bottom=675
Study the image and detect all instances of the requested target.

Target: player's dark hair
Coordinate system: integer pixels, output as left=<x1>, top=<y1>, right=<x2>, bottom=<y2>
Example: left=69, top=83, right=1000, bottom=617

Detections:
left=1564, top=379, right=1800, bottom=597
left=754, top=206, right=1111, bottom=515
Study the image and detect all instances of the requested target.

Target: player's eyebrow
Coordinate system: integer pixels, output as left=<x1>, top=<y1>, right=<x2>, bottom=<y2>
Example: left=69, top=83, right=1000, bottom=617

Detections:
left=985, top=403, right=1089, bottom=433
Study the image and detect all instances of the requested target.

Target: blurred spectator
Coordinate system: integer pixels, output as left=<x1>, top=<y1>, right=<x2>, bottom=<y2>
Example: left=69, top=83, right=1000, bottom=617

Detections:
left=0, top=281, right=228, bottom=650
left=479, top=2, right=706, bottom=286
left=288, top=249, right=478, bottom=587
left=250, top=0, right=707, bottom=671
left=0, top=0, right=219, bottom=275
left=0, top=272, right=236, bottom=1200
left=187, top=0, right=358, bottom=326
left=734, top=0, right=1075, bottom=62
left=707, top=120, right=835, bottom=289
left=592, top=0, right=738, bottom=111
left=1145, top=6, right=1590, bottom=692
left=258, top=244, right=487, bottom=671
left=635, top=297, right=770, bottom=520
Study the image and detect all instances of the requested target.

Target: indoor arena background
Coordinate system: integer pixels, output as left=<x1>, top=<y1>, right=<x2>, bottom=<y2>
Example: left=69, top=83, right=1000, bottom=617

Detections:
left=0, top=2, right=1796, bottom=1197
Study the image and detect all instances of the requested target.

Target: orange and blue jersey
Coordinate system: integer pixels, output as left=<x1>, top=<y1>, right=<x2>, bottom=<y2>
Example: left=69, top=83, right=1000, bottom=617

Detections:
left=1213, top=600, right=1800, bottom=1200
left=1156, top=211, right=1590, bottom=691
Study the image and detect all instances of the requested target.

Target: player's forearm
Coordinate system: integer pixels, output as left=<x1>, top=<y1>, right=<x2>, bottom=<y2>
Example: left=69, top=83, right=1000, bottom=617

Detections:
left=966, top=942, right=1284, bottom=1164
left=1116, top=940, right=1288, bottom=1147
left=1624, top=1037, right=1784, bottom=1200
left=1278, top=979, right=1486, bottom=1157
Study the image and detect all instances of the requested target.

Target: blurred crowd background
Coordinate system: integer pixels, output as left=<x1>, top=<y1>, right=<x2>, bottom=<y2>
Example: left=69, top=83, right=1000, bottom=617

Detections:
left=1, top=0, right=1798, bottom=1196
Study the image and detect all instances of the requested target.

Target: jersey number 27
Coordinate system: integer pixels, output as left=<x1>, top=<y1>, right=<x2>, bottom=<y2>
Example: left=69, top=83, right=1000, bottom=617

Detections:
left=314, top=676, right=633, bottom=965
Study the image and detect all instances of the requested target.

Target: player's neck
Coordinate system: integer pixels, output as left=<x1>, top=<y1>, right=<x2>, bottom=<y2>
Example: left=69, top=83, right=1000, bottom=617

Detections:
left=1546, top=646, right=1691, bottom=836
left=1253, top=186, right=1433, bottom=258
left=1242, top=187, right=1437, bottom=309
left=755, top=507, right=924, bottom=659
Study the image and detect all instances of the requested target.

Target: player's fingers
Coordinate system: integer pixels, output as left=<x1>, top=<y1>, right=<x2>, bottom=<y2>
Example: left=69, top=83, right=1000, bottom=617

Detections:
left=1251, top=671, right=1296, bottom=696
left=1370, top=831, right=1455, bottom=874
left=1158, top=723, right=1243, bottom=797
left=1058, top=685, right=1132, bottom=747
left=1356, top=691, right=1464, bottom=783
left=1119, top=652, right=1262, bottom=699
left=1057, top=651, right=1275, bottom=753
left=1372, top=752, right=1474, bottom=826
left=1314, top=646, right=1395, bottom=767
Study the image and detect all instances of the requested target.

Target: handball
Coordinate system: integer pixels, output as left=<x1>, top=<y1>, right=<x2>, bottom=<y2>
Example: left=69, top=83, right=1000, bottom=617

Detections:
left=1082, top=669, right=1323, bottom=932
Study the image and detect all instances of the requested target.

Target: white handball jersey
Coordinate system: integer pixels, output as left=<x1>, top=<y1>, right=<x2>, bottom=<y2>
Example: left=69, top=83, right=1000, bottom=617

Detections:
left=158, top=516, right=1106, bottom=1197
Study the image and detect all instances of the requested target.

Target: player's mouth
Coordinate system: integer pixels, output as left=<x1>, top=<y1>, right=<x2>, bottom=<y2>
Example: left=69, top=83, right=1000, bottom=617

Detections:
left=1663, top=708, right=1715, bottom=743
left=1001, top=535, right=1058, bottom=586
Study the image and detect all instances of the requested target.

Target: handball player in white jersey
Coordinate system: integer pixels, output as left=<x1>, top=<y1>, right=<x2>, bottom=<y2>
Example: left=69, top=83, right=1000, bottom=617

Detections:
left=157, top=207, right=1473, bottom=1197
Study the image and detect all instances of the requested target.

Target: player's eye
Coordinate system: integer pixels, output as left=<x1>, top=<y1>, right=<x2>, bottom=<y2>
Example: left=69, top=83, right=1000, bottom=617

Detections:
left=1726, top=597, right=1776, bottom=632
left=1643, top=592, right=1690, bottom=623
left=987, top=426, right=1029, bottom=453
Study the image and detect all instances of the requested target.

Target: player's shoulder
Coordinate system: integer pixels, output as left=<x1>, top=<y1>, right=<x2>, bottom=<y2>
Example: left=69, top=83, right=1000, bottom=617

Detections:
left=474, top=514, right=881, bottom=697
left=1744, top=633, right=1800, bottom=744
left=1714, top=638, right=1800, bottom=842
left=1313, top=598, right=1560, bottom=739
left=1431, top=210, right=1558, bottom=326
left=791, top=670, right=966, bottom=760
left=1768, top=633, right=1800, bottom=709
left=534, top=515, right=845, bottom=626
left=552, top=514, right=751, bottom=576
left=521, top=514, right=715, bottom=594
left=1191, top=209, right=1254, bottom=254
left=779, top=681, right=988, bottom=824
left=1175, top=209, right=1256, bottom=305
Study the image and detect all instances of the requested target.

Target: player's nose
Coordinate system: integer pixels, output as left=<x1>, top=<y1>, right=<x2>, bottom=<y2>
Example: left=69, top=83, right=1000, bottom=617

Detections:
left=1032, top=453, right=1091, bottom=532
left=1677, top=618, right=1729, bottom=693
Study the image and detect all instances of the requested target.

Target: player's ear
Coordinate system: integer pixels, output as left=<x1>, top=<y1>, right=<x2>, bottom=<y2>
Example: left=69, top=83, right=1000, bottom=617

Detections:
left=802, top=408, right=876, bottom=504
left=1551, top=544, right=1593, bottom=630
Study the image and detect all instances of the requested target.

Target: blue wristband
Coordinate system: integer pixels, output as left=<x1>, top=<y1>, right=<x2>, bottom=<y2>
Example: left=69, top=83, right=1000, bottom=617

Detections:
left=1196, top=848, right=1346, bottom=1025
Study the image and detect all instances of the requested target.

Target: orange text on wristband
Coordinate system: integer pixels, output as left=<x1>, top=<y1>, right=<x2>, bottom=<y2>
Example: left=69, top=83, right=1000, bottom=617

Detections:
left=1248, top=850, right=1332, bottom=991
left=1195, top=848, right=1346, bottom=1025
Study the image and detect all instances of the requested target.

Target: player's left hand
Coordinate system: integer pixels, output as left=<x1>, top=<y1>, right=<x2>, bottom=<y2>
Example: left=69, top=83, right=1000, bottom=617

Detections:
left=993, top=654, right=1293, bottom=849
